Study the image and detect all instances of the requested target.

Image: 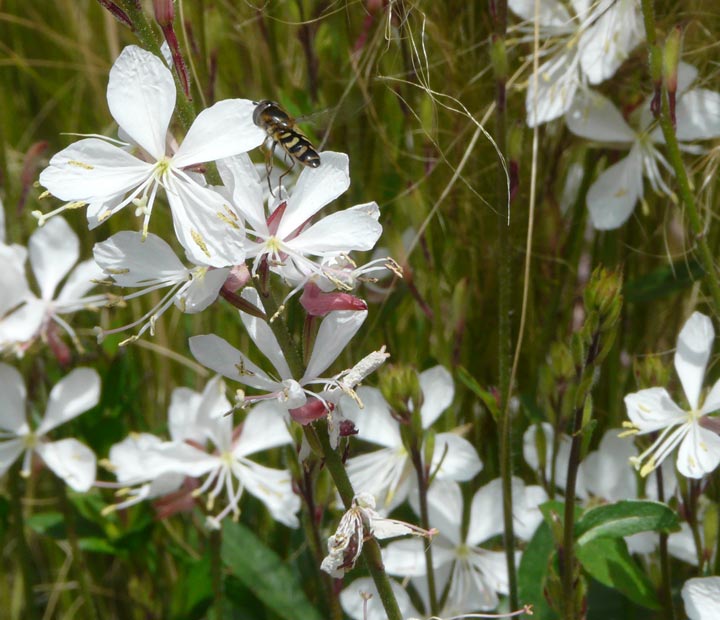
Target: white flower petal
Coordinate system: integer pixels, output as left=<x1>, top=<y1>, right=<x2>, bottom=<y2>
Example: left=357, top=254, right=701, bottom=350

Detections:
left=675, top=88, right=720, bottom=142
left=56, top=259, right=103, bottom=305
left=94, top=231, right=186, bottom=287
left=233, top=400, right=292, bottom=456
left=668, top=522, right=699, bottom=566
left=302, top=310, right=367, bottom=381
left=0, top=298, right=46, bottom=347
left=289, top=202, right=382, bottom=255
left=107, top=46, right=175, bottom=160
left=582, top=429, right=637, bottom=501
left=426, top=480, right=464, bottom=545
left=39, top=138, right=152, bottom=202
left=340, top=386, right=401, bottom=448
left=189, top=334, right=278, bottom=391
left=0, top=363, right=28, bottom=434
left=165, top=175, right=246, bottom=268
left=468, top=478, right=505, bottom=544
left=277, top=151, right=350, bottom=238
left=172, top=99, right=266, bottom=167
left=239, top=288, right=292, bottom=381
left=382, top=538, right=429, bottom=577
left=700, top=379, right=720, bottom=415
left=431, top=433, right=482, bottom=482
left=587, top=146, right=644, bottom=230
left=419, top=365, right=454, bottom=428
left=682, top=576, right=720, bottom=620
left=0, top=245, right=29, bottom=317
left=345, top=448, right=411, bottom=512
left=217, top=154, right=267, bottom=234
left=37, top=438, right=96, bottom=492
left=675, top=312, right=714, bottom=410
left=167, top=386, right=204, bottom=442
left=624, top=387, right=686, bottom=433
left=340, top=577, right=419, bottom=620
left=0, top=439, right=25, bottom=478
left=180, top=268, right=227, bottom=313
left=37, top=368, right=101, bottom=435
left=29, top=217, right=79, bottom=300
left=565, top=91, right=636, bottom=142
left=526, top=50, right=580, bottom=127
left=578, top=0, right=644, bottom=85
left=508, top=0, right=571, bottom=27
left=676, top=425, right=720, bottom=479
left=231, top=460, right=299, bottom=528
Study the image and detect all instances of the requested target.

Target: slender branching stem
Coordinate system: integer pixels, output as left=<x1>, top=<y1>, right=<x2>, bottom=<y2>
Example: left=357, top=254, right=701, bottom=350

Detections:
left=9, top=464, right=37, bottom=620
left=491, top=0, right=519, bottom=609
left=639, top=0, right=720, bottom=314
left=411, top=450, right=438, bottom=614
left=209, top=528, right=224, bottom=619
left=654, top=466, right=675, bottom=620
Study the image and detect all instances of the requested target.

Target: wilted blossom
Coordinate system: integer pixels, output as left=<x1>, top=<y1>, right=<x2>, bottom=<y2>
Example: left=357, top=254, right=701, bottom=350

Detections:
left=320, top=492, right=435, bottom=578
left=0, top=363, right=98, bottom=491
left=623, top=312, right=720, bottom=479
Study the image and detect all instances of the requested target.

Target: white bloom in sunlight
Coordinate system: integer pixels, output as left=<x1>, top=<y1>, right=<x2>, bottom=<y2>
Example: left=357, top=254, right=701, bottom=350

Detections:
left=340, top=577, right=420, bottom=620
left=0, top=217, right=105, bottom=356
left=93, top=231, right=229, bottom=343
left=382, top=480, right=522, bottom=614
left=624, top=312, right=720, bottom=479
left=189, top=287, right=369, bottom=418
left=321, top=492, right=434, bottom=578
left=509, top=0, right=644, bottom=126
left=218, top=152, right=382, bottom=283
left=565, top=62, right=720, bottom=229
left=343, top=367, right=483, bottom=513
left=682, top=577, right=720, bottom=620
left=107, top=377, right=299, bottom=527
left=0, top=364, right=98, bottom=491
left=38, top=45, right=266, bottom=267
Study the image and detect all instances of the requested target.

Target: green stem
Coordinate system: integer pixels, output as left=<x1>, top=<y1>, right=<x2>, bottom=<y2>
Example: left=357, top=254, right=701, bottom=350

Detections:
left=310, top=424, right=404, bottom=620
left=639, top=0, right=720, bottom=313
left=654, top=467, right=675, bottom=620
left=492, top=0, right=518, bottom=608
left=9, top=464, right=37, bottom=620
left=411, top=450, right=438, bottom=614
left=55, top=479, right=100, bottom=620
left=561, top=403, right=583, bottom=620
left=209, top=528, right=224, bottom=619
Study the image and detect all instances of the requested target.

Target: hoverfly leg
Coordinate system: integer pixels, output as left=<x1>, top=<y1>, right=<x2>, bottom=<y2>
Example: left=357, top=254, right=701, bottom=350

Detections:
left=277, top=157, right=295, bottom=198
left=266, top=141, right=277, bottom=198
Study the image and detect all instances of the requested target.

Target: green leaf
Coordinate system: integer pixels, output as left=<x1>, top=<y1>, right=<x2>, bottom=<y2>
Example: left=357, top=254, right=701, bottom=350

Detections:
left=457, top=366, right=500, bottom=420
left=575, top=500, right=679, bottom=546
left=170, top=554, right=213, bottom=620
left=577, top=537, right=660, bottom=610
left=624, top=259, right=704, bottom=303
left=221, top=521, right=322, bottom=620
left=518, top=520, right=555, bottom=620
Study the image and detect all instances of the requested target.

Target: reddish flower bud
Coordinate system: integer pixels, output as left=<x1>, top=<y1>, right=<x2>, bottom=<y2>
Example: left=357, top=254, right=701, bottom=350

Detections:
left=223, top=264, right=252, bottom=293
left=289, top=398, right=332, bottom=425
left=300, top=282, right=368, bottom=317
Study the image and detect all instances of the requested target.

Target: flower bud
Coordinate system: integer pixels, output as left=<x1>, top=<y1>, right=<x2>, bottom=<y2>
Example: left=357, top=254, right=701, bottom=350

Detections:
left=378, top=364, right=422, bottom=420
left=300, top=282, right=368, bottom=317
left=663, top=25, right=683, bottom=127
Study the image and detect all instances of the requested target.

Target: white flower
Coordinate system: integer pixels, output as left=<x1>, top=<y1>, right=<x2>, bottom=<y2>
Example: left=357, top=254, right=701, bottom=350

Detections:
left=0, top=364, right=98, bottom=491
left=0, top=217, right=105, bottom=356
left=509, top=0, right=644, bottom=126
left=321, top=492, right=434, bottom=578
left=624, top=312, right=720, bottom=479
left=93, top=231, right=229, bottom=343
left=343, top=366, right=483, bottom=512
left=218, top=152, right=382, bottom=281
left=682, top=576, right=720, bottom=620
left=382, top=480, right=523, bottom=614
left=340, top=577, right=420, bottom=620
left=565, top=63, right=720, bottom=229
left=106, top=377, right=299, bottom=527
left=39, top=45, right=265, bottom=267
left=189, top=287, right=369, bottom=417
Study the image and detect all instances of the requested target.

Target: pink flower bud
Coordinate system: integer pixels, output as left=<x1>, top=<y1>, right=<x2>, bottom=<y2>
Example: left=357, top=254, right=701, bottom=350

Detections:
left=289, top=398, right=332, bottom=425
left=300, top=282, right=368, bottom=317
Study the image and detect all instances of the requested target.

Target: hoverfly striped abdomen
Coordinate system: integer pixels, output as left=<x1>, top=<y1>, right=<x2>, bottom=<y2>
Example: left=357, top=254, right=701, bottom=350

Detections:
left=252, top=100, right=321, bottom=169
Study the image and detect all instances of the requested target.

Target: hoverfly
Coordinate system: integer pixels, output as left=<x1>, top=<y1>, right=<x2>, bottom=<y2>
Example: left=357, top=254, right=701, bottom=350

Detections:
left=252, top=100, right=321, bottom=195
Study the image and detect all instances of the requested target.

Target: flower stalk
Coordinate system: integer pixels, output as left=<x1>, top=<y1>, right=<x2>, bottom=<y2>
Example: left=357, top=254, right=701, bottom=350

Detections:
left=639, top=0, right=720, bottom=314
left=9, top=463, right=37, bottom=620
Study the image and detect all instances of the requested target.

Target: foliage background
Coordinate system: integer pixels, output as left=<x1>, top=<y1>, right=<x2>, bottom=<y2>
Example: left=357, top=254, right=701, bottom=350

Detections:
left=0, top=0, right=719, bottom=618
